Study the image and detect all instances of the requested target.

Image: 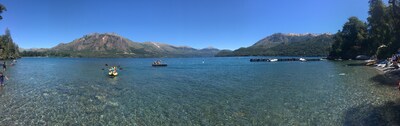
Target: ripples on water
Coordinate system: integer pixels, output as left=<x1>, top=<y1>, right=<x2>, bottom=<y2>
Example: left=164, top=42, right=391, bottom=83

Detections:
left=0, top=57, right=399, bottom=125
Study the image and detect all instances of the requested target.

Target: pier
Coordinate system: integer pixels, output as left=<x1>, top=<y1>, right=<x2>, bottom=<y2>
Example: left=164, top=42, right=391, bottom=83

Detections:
left=250, top=58, right=323, bottom=62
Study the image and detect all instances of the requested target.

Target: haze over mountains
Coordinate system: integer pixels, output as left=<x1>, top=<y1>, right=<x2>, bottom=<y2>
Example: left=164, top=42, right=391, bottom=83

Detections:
left=22, top=32, right=335, bottom=57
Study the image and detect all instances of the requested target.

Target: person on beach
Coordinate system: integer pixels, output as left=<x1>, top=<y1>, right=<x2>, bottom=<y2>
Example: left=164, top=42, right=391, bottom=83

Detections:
left=2, top=61, right=6, bottom=71
left=398, top=81, right=400, bottom=91
left=0, top=72, right=9, bottom=86
left=391, top=54, right=399, bottom=69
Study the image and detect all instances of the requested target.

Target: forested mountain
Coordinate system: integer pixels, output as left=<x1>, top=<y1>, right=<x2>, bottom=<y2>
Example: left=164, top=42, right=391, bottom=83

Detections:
left=216, top=33, right=334, bottom=57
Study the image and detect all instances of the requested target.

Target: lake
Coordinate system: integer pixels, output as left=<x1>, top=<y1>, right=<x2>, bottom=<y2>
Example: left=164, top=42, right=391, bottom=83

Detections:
left=0, top=57, right=399, bottom=125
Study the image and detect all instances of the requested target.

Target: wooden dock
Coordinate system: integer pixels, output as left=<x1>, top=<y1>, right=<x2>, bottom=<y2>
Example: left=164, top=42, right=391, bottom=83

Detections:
left=250, top=58, right=323, bottom=62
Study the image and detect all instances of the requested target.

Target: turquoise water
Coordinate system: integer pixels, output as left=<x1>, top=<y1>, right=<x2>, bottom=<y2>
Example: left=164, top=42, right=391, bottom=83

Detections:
left=0, top=57, right=399, bottom=125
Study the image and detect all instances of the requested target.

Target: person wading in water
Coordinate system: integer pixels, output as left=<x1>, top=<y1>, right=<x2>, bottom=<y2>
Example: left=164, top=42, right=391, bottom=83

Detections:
left=0, top=72, right=9, bottom=86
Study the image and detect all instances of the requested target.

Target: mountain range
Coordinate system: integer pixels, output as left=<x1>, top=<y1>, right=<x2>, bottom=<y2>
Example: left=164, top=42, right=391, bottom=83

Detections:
left=21, top=32, right=335, bottom=58
left=215, top=33, right=334, bottom=57
left=22, top=33, right=219, bottom=57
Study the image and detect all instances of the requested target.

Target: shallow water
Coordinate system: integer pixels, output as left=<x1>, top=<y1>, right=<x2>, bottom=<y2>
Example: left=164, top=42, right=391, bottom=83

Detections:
left=0, top=57, right=399, bottom=125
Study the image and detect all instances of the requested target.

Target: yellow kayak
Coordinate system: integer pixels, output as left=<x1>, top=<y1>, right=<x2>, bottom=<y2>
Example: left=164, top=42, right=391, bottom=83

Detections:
left=108, top=71, right=118, bottom=76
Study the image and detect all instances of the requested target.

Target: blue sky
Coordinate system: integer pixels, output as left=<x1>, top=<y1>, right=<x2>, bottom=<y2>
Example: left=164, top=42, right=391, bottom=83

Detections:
left=0, top=0, right=382, bottom=50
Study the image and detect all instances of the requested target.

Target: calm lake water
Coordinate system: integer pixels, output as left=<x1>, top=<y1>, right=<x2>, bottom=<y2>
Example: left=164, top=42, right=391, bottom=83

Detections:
left=0, top=57, right=399, bottom=125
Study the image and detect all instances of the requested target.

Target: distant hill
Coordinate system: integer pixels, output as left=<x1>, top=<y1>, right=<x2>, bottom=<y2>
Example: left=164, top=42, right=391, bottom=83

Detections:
left=216, top=33, right=334, bottom=57
left=20, top=48, right=49, bottom=52
left=22, top=33, right=219, bottom=58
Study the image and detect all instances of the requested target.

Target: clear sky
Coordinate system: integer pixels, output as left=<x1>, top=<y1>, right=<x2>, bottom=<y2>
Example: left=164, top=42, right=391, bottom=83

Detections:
left=0, top=0, right=383, bottom=50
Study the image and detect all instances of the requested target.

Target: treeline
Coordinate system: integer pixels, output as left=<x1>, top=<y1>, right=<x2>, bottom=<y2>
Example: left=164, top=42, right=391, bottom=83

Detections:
left=20, top=51, right=46, bottom=57
left=328, top=0, right=400, bottom=60
left=0, top=28, right=20, bottom=59
left=21, top=51, right=71, bottom=57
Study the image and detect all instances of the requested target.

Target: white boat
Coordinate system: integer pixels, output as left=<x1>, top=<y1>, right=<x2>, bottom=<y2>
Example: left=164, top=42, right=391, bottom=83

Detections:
left=270, top=59, right=278, bottom=62
left=299, top=58, right=307, bottom=62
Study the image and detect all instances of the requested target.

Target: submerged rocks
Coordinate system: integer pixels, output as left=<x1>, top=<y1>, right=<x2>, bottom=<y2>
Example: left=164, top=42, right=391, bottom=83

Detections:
left=95, top=95, right=119, bottom=107
left=107, top=101, right=119, bottom=107
left=95, top=95, right=106, bottom=102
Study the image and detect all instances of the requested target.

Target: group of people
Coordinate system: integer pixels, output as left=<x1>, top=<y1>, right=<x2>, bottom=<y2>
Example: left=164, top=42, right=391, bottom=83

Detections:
left=387, top=51, right=400, bottom=69
left=152, top=60, right=162, bottom=65
left=382, top=50, right=400, bottom=90
left=109, top=66, right=117, bottom=73
left=373, top=50, right=400, bottom=69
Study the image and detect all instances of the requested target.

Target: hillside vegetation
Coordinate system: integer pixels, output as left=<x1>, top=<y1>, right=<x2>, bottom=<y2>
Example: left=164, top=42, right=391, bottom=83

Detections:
left=216, top=33, right=334, bottom=57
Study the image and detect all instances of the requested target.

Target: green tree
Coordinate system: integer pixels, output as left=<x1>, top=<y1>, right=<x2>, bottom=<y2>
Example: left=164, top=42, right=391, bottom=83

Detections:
left=0, top=4, right=20, bottom=59
left=328, top=31, right=343, bottom=59
left=328, top=17, right=368, bottom=59
left=0, top=3, right=6, bottom=20
left=368, top=0, right=392, bottom=57
left=0, top=28, right=20, bottom=59
left=386, top=0, right=400, bottom=57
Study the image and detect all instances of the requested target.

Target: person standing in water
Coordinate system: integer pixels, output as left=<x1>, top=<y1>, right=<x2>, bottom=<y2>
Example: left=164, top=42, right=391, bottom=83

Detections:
left=0, top=72, right=9, bottom=86
left=2, top=61, right=6, bottom=71
left=113, top=66, right=117, bottom=73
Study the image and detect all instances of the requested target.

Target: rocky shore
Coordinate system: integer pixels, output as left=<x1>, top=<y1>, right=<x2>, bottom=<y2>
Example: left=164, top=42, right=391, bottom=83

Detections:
left=373, top=65, right=400, bottom=87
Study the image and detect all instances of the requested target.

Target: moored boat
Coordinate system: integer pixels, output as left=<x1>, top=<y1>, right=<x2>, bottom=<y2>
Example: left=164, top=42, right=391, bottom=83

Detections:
left=152, top=64, right=167, bottom=67
left=152, top=60, right=167, bottom=67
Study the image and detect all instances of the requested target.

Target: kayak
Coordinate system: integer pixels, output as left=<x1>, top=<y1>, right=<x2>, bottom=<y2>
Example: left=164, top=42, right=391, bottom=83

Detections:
left=108, top=71, right=118, bottom=76
left=152, top=64, right=167, bottom=67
